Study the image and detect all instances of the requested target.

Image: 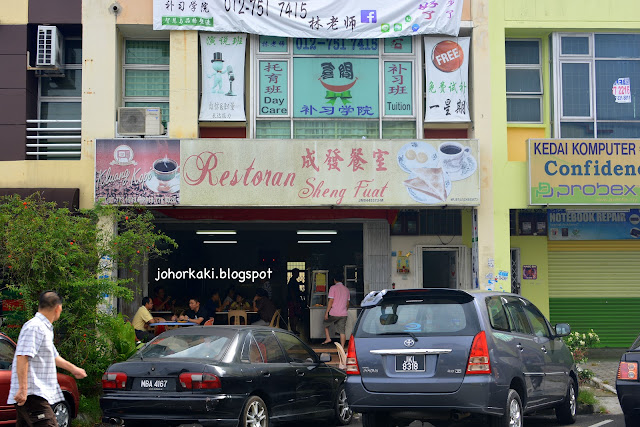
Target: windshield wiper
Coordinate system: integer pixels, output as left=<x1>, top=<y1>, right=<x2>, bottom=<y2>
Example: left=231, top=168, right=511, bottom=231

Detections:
left=378, top=331, right=419, bottom=342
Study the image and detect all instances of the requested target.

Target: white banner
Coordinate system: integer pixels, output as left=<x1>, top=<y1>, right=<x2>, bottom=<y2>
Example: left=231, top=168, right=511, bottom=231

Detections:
left=154, top=0, right=464, bottom=38
left=199, top=33, right=246, bottom=121
left=424, top=37, right=470, bottom=122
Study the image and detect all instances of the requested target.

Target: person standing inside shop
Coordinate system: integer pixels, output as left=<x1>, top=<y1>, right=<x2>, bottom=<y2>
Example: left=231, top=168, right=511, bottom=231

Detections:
left=184, top=297, right=210, bottom=325
left=287, top=268, right=303, bottom=335
left=252, top=288, right=277, bottom=326
left=322, top=276, right=350, bottom=348
left=8, top=291, right=87, bottom=427
left=132, top=297, right=164, bottom=342
left=204, top=290, right=223, bottom=314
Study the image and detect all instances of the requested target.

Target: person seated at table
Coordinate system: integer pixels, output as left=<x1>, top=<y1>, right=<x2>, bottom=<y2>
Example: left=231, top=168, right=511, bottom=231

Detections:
left=184, top=297, right=210, bottom=325
left=221, top=287, right=236, bottom=311
left=132, top=297, right=164, bottom=342
left=152, top=286, right=175, bottom=311
left=252, top=288, right=277, bottom=326
left=171, top=309, right=186, bottom=322
left=204, top=289, right=223, bottom=314
left=230, top=292, right=251, bottom=311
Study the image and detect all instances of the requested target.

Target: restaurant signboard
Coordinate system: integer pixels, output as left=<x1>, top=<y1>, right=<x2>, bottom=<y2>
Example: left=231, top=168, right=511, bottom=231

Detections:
left=529, top=138, right=640, bottom=205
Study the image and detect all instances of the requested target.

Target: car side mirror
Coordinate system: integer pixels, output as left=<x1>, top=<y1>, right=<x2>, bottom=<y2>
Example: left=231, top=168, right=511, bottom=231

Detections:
left=319, top=352, right=331, bottom=363
left=555, top=323, right=571, bottom=337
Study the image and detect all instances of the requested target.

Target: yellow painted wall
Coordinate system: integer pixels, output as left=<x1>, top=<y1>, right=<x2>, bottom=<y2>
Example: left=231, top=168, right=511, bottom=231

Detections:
left=169, top=31, right=199, bottom=138
left=507, top=127, right=545, bottom=162
left=0, top=0, right=27, bottom=24
left=511, top=236, right=549, bottom=317
left=117, top=0, right=153, bottom=25
left=504, top=0, right=640, bottom=27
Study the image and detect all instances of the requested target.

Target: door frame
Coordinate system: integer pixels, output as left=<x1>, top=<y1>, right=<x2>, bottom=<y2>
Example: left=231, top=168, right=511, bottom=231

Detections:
left=415, top=245, right=471, bottom=289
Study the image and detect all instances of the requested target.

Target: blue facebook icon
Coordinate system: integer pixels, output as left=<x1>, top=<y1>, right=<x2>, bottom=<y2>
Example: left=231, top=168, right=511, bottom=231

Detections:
left=361, top=10, right=377, bottom=23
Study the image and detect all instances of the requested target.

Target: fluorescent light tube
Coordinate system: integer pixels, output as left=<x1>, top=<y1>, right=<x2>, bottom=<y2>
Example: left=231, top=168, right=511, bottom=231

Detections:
left=296, top=230, right=337, bottom=235
left=298, top=240, right=332, bottom=244
left=203, top=240, right=238, bottom=244
left=196, top=230, right=237, bottom=235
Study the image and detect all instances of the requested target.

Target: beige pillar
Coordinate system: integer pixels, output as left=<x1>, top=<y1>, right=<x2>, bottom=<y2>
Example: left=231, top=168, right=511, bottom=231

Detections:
left=169, top=31, right=199, bottom=138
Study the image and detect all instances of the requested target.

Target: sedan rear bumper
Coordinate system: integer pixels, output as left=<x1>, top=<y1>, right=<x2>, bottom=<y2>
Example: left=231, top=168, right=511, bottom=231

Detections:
left=617, top=382, right=640, bottom=415
left=346, top=374, right=506, bottom=417
left=100, top=392, right=245, bottom=426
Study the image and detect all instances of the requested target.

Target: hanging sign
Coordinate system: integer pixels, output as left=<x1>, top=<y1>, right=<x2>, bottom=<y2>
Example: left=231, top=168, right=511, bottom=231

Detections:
left=384, top=61, right=413, bottom=116
left=153, top=0, right=464, bottom=38
left=424, top=37, right=470, bottom=122
left=259, top=60, right=288, bottom=116
left=199, top=33, right=246, bottom=121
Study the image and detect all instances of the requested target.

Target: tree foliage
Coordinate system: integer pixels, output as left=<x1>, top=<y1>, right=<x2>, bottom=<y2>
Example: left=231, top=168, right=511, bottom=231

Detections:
left=0, top=194, right=176, bottom=395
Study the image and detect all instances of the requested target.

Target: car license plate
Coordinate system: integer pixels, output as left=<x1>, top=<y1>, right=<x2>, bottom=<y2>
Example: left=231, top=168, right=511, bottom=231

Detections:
left=134, top=378, right=175, bottom=391
left=395, top=354, right=425, bottom=372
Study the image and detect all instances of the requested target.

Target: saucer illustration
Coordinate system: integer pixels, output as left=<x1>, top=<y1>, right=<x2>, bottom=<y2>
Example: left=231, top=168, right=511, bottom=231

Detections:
left=146, top=172, right=180, bottom=193
left=397, top=141, right=439, bottom=173
left=443, top=155, right=477, bottom=181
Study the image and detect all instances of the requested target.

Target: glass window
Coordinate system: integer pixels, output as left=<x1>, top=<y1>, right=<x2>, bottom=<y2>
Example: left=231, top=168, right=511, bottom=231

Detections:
left=506, top=39, right=542, bottom=123
left=561, top=36, right=589, bottom=55
left=123, top=40, right=170, bottom=127
left=486, top=297, right=511, bottom=332
left=256, top=121, right=291, bottom=139
left=595, top=34, right=640, bottom=59
left=0, top=339, right=15, bottom=370
left=275, top=332, right=316, bottom=363
left=520, top=303, right=551, bottom=338
left=293, top=121, right=379, bottom=139
left=253, top=332, right=287, bottom=363
left=41, top=70, right=82, bottom=97
left=241, top=334, right=265, bottom=363
left=503, top=298, right=532, bottom=335
left=561, top=63, right=591, bottom=117
left=138, top=334, right=231, bottom=359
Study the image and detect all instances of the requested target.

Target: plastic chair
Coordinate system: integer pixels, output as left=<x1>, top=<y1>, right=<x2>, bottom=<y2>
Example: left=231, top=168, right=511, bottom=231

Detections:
left=334, top=342, right=347, bottom=370
left=228, top=310, right=248, bottom=325
left=203, top=318, right=214, bottom=326
left=269, top=309, right=282, bottom=328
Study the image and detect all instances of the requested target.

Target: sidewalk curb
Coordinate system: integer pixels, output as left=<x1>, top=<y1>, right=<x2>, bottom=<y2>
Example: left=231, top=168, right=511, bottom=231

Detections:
left=587, top=375, right=617, bottom=395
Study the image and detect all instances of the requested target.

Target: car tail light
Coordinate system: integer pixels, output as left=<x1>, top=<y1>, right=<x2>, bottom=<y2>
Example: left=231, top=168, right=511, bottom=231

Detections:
left=101, top=372, right=127, bottom=389
left=346, top=335, right=360, bottom=375
left=466, top=331, right=491, bottom=374
left=618, top=362, right=638, bottom=380
left=179, top=372, right=221, bottom=389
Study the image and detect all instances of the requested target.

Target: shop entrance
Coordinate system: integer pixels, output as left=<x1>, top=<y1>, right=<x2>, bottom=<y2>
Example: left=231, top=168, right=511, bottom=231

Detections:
left=416, top=246, right=471, bottom=289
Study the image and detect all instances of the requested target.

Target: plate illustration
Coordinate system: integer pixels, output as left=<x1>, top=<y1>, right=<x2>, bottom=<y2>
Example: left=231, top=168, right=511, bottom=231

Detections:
left=445, top=154, right=477, bottom=181
left=397, top=141, right=438, bottom=173
left=146, top=172, right=180, bottom=194
left=404, top=170, right=451, bottom=204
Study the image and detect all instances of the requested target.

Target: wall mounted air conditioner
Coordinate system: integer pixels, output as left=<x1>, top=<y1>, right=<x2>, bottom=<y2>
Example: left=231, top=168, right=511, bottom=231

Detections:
left=36, top=25, right=64, bottom=68
left=117, top=107, right=165, bottom=136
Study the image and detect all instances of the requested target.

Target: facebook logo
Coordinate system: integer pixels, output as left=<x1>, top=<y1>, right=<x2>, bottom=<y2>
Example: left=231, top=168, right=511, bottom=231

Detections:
left=361, top=10, right=377, bottom=23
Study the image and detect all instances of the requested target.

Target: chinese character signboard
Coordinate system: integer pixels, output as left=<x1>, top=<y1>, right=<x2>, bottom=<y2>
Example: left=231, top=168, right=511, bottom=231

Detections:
left=153, top=0, right=464, bottom=38
left=384, top=61, right=413, bottom=116
left=259, top=36, right=288, bottom=53
left=292, top=38, right=379, bottom=55
left=548, top=209, right=640, bottom=240
left=180, top=139, right=480, bottom=207
left=424, top=37, right=470, bottom=122
left=199, top=33, right=246, bottom=121
left=529, top=139, right=640, bottom=205
left=293, top=57, right=379, bottom=118
left=384, top=37, right=412, bottom=54
left=259, top=60, right=288, bottom=116
left=95, top=139, right=180, bottom=205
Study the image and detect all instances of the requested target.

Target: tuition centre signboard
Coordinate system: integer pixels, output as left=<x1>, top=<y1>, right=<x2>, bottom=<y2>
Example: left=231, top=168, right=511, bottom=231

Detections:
left=153, top=0, right=464, bottom=38
left=529, top=139, right=640, bottom=205
left=548, top=209, right=640, bottom=240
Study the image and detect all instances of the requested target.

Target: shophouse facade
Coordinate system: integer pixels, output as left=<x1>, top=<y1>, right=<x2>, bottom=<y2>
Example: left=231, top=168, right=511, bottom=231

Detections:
left=491, top=0, right=640, bottom=346
left=1, top=0, right=511, bottom=338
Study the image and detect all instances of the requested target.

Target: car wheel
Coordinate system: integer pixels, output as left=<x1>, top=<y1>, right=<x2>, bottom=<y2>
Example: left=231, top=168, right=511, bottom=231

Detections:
left=241, top=395, right=268, bottom=427
left=491, top=389, right=523, bottom=427
left=52, top=400, right=71, bottom=427
left=334, top=385, right=353, bottom=425
left=555, top=377, right=578, bottom=424
left=625, top=412, right=640, bottom=427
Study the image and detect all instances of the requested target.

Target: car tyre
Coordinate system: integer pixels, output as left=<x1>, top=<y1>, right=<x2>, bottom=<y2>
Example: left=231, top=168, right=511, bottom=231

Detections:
left=241, top=395, right=268, bottom=427
left=491, top=389, right=522, bottom=427
left=334, top=385, right=353, bottom=425
left=625, top=412, right=640, bottom=427
left=52, top=400, right=71, bottom=427
left=555, top=377, right=578, bottom=424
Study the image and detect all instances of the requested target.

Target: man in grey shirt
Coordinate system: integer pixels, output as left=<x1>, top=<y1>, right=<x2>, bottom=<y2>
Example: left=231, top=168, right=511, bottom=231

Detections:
left=8, top=291, right=87, bottom=426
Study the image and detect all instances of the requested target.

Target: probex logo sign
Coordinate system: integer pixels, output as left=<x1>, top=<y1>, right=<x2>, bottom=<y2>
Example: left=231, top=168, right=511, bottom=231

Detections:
left=431, top=40, right=464, bottom=73
left=361, top=10, right=377, bottom=23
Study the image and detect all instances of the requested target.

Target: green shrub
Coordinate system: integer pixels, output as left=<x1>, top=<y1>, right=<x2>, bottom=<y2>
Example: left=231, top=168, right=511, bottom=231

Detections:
left=577, top=389, right=597, bottom=406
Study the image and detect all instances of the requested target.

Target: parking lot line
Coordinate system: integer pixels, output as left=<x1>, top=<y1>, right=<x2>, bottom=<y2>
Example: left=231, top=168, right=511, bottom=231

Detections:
left=588, top=420, right=613, bottom=427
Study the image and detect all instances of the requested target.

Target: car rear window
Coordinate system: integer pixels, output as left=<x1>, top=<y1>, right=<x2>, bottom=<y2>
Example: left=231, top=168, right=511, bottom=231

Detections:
left=630, top=335, right=640, bottom=351
left=356, top=296, right=480, bottom=337
left=137, top=334, right=230, bottom=360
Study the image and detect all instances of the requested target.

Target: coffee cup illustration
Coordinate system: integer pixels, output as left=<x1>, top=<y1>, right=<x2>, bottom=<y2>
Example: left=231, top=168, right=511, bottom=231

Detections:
left=438, top=142, right=471, bottom=172
left=153, top=158, right=179, bottom=182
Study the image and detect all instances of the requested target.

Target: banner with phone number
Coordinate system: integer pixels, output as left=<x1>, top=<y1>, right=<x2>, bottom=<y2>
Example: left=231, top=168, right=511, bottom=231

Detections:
left=153, top=0, right=463, bottom=38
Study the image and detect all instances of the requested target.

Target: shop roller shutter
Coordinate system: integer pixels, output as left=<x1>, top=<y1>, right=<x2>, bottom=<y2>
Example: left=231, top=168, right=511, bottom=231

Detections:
left=548, top=241, right=640, bottom=347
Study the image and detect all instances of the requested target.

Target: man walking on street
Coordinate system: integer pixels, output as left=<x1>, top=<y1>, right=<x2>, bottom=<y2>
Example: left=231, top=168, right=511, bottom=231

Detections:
left=322, top=276, right=350, bottom=348
left=8, top=290, right=87, bottom=426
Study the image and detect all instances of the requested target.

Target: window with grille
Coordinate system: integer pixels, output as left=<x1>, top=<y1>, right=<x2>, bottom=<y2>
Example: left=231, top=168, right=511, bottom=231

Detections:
left=553, top=33, right=640, bottom=138
left=123, top=40, right=170, bottom=127
left=506, top=39, right=542, bottom=123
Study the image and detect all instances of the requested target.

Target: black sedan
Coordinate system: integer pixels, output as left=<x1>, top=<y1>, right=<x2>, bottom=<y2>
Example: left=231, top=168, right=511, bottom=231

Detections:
left=617, top=334, right=640, bottom=426
left=100, top=325, right=352, bottom=426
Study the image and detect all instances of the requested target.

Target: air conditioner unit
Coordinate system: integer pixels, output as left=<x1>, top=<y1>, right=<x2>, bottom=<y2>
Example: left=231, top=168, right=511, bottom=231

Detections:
left=117, top=107, right=165, bottom=136
left=36, top=25, right=64, bottom=68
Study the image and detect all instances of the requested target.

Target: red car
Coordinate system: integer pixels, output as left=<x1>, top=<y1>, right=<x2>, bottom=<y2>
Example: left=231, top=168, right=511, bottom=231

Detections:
left=0, top=333, right=79, bottom=427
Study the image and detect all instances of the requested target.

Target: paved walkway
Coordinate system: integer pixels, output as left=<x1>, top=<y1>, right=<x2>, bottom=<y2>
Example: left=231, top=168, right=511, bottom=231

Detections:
left=577, top=348, right=626, bottom=415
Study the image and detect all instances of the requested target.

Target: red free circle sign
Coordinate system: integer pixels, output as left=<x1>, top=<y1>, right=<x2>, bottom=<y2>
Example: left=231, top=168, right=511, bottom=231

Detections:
left=431, top=40, right=464, bottom=73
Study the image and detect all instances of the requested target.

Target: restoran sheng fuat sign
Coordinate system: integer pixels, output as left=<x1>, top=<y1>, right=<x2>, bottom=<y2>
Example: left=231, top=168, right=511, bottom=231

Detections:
left=529, top=138, right=640, bottom=205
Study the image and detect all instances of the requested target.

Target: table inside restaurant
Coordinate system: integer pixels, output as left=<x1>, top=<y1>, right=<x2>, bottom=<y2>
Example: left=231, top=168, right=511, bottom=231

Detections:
left=150, top=311, right=174, bottom=320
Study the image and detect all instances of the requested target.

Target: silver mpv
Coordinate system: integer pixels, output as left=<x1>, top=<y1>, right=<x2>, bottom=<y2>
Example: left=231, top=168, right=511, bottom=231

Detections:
left=345, top=289, right=578, bottom=427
